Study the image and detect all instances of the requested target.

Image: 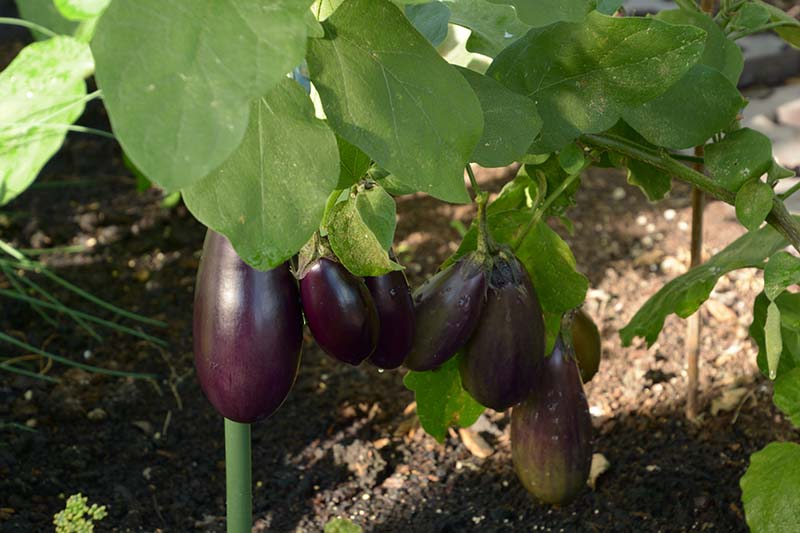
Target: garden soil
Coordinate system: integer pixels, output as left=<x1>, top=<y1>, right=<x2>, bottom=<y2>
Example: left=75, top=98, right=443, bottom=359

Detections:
left=1, top=39, right=799, bottom=533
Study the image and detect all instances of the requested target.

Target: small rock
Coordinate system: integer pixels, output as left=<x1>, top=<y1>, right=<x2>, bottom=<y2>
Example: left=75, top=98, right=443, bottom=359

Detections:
left=458, top=428, right=494, bottom=458
left=588, top=453, right=610, bottom=490
left=372, top=438, right=390, bottom=450
left=660, top=256, right=687, bottom=275
left=25, top=418, right=37, bottom=428
left=711, top=387, right=750, bottom=416
left=87, top=408, right=107, bottom=421
left=132, top=420, right=154, bottom=435
left=612, top=187, right=626, bottom=200
left=663, top=209, right=676, bottom=221
left=706, top=299, right=737, bottom=323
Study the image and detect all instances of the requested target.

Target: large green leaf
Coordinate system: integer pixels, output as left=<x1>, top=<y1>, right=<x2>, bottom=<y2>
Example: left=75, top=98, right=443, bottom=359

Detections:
left=741, top=442, right=800, bottom=532
left=92, top=0, right=313, bottom=191
left=307, top=0, right=483, bottom=203
left=327, top=185, right=402, bottom=276
left=405, top=2, right=451, bottom=46
left=758, top=1, right=800, bottom=48
left=488, top=0, right=588, bottom=27
left=706, top=128, right=773, bottom=193
left=53, top=0, right=110, bottom=21
left=488, top=11, right=705, bottom=152
left=774, top=367, right=800, bottom=428
left=182, top=79, right=339, bottom=270
left=656, top=9, right=744, bottom=84
left=0, top=36, right=92, bottom=206
left=15, top=0, right=78, bottom=39
left=622, top=9, right=744, bottom=149
left=623, top=65, right=744, bottom=150
left=445, top=0, right=531, bottom=57
left=620, top=223, right=788, bottom=346
left=456, top=67, right=541, bottom=167
left=403, top=356, right=485, bottom=443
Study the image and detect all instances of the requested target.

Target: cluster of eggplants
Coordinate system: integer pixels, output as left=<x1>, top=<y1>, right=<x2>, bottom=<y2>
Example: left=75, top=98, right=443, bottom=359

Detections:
left=299, top=257, right=415, bottom=369
left=193, top=230, right=303, bottom=423
left=406, top=251, right=546, bottom=411
left=511, top=335, right=593, bottom=505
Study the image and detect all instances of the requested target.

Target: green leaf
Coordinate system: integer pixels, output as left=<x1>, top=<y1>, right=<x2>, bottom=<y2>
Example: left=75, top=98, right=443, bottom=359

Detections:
left=182, top=79, right=339, bottom=270
left=706, top=128, right=774, bottom=193
left=489, top=0, right=588, bottom=27
left=324, top=517, right=363, bottom=533
left=557, top=144, right=585, bottom=175
left=774, top=367, right=800, bottom=428
left=620, top=223, right=789, bottom=346
left=757, top=1, right=800, bottom=48
left=766, top=301, right=784, bottom=380
left=488, top=11, right=705, bottom=152
left=327, top=187, right=402, bottom=276
left=627, top=159, right=672, bottom=202
left=741, top=442, right=800, bottom=532
left=336, top=136, right=371, bottom=189
left=456, top=67, right=541, bottom=167
left=751, top=292, right=800, bottom=378
left=655, top=9, right=744, bottom=85
left=516, top=220, right=589, bottom=313
left=307, top=0, right=483, bottom=203
left=445, top=0, right=531, bottom=57
left=0, top=36, right=92, bottom=206
left=15, top=0, right=78, bottom=39
left=405, top=2, right=451, bottom=46
left=525, top=157, right=579, bottom=217
left=355, top=185, right=397, bottom=251
left=731, top=3, right=771, bottom=32
left=311, top=0, right=345, bottom=20
left=623, top=65, right=744, bottom=150
left=403, top=356, right=485, bottom=443
left=53, top=0, right=110, bottom=21
left=735, top=179, right=774, bottom=231
left=765, top=251, right=800, bottom=301
left=595, top=0, right=623, bottom=15
left=92, top=0, right=313, bottom=191
left=769, top=160, right=795, bottom=184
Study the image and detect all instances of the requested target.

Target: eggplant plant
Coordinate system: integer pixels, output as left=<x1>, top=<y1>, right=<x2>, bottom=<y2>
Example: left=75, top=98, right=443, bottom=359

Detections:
left=4, top=0, right=800, bottom=530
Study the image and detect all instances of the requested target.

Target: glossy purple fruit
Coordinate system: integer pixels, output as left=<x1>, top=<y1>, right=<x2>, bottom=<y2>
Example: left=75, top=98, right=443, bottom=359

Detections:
left=300, top=257, right=379, bottom=365
left=404, top=252, right=487, bottom=371
left=193, top=230, right=303, bottom=423
left=511, top=336, right=592, bottom=505
left=365, top=270, right=415, bottom=369
left=460, top=255, right=545, bottom=410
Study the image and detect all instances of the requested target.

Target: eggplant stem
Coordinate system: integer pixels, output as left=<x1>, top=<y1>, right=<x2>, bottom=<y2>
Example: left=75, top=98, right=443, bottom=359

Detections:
left=466, top=164, right=481, bottom=195
left=224, top=419, right=252, bottom=533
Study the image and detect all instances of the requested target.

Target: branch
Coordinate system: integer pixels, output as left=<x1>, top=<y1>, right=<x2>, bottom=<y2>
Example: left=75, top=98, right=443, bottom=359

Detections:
left=581, top=133, right=800, bottom=252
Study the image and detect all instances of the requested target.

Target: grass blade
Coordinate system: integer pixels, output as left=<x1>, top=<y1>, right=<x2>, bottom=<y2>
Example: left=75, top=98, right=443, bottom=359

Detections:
left=0, top=331, right=158, bottom=379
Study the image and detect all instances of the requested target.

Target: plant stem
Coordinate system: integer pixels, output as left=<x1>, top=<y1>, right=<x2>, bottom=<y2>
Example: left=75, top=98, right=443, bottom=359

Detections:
left=686, top=149, right=706, bottom=422
left=474, top=192, right=491, bottom=255
left=780, top=180, right=800, bottom=201
left=512, top=171, right=582, bottom=251
left=580, top=133, right=800, bottom=252
left=730, top=21, right=799, bottom=40
left=466, top=164, right=480, bottom=194
left=224, top=419, right=252, bottom=533
left=0, top=17, right=57, bottom=38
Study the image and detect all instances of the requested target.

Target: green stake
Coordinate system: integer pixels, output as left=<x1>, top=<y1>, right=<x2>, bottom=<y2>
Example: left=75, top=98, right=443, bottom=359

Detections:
left=224, top=418, right=252, bottom=533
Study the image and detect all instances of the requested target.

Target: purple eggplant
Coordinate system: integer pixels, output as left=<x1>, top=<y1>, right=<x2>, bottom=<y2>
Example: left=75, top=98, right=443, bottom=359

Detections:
left=460, top=255, right=545, bottom=410
left=193, top=230, right=303, bottom=423
left=511, top=336, right=592, bottom=505
left=365, top=270, right=415, bottom=369
left=300, top=257, right=379, bottom=365
left=404, top=252, right=487, bottom=371
left=572, top=308, right=601, bottom=383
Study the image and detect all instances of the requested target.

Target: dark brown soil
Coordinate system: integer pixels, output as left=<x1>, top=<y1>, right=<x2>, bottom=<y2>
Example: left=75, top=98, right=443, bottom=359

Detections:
left=2, top=30, right=800, bottom=533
